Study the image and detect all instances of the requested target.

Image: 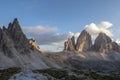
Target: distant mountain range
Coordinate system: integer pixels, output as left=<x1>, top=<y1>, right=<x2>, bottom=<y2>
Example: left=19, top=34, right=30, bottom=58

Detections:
left=0, top=18, right=120, bottom=80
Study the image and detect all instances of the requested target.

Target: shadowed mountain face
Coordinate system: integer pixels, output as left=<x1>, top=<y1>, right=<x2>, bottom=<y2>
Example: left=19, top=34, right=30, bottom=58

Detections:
left=0, top=18, right=62, bottom=69
left=0, top=18, right=33, bottom=55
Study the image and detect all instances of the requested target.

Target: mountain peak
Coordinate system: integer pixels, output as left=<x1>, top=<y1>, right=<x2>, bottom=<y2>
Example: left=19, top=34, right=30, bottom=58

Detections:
left=8, top=22, right=12, bottom=29
left=13, top=18, right=19, bottom=24
left=76, top=30, right=92, bottom=52
left=8, top=18, right=21, bottom=32
left=94, top=32, right=112, bottom=52
left=1, top=18, right=35, bottom=54
left=99, top=32, right=108, bottom=37
left=97, top=32, right=112, bottom=43
left=64, top=30, right=92, bottom=52
left=2, top=26, right=7, bottom=31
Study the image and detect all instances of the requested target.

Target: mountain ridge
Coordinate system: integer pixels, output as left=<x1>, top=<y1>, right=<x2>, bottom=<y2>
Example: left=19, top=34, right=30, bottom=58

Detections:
left=0, top=18, right=62, bottom=70
left=64, top=29, right=120, bottom=53
left=0, top=18, right=120, bottom=72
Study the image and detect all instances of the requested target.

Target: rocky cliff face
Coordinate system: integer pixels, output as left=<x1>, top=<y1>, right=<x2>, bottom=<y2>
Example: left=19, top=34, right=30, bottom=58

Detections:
left=64, top=30, right=120, bottom=53
left=64, top=38, right=75, bottom=51
left=1, top=18, right=120, bottom=74
left=94, top=32, right=112, bottom=52
left=93, top=32, right=120, bottom=53
left=7, top=18, right=31, bottom=54
left=0, top=18, right=62, bottom=69
left=64, top=30, right=92, bottom=52
left=76, top=30, right=92, bottom=52
left=29, top=38, right=40, bottom=51
left=0, top=18, right=43, bottom=56
left=0, top=27, right=15, bottom=57
left=111, top=42, right=120, bottom=53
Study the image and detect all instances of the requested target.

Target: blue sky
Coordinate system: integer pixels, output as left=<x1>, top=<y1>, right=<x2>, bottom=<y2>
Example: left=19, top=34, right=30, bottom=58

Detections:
left=0, top=0, right=120, bottom=51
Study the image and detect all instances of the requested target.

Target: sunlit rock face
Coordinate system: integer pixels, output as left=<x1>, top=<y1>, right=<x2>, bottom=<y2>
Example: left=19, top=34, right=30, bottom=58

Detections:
left=64, top=30, right=92, bottom=52
left=29, top=38, right=40, bottom=51
left=76, top=30, right=92, bottom=52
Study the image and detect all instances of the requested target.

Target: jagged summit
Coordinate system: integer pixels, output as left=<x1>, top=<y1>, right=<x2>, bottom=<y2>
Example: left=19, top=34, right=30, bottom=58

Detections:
left=13, top=18, right=19, bottom=24
left=64, top=38, right=75, bottom=51
left=0, top=18, right=120, bottom=75
left=0, top=18, right=40, bottom=55
left=8, top=18, right=23, bottom=32
left=93, top=32, right=120, bottom=53
left=64, top=30, right=120, bottom=53
left=94, top=32, right=112, bottom=52
left=76, top=30, right=92, bottom=52
left=0, top=18, right=52, bottom=69
left=64, top=30, right=92, bottom=52
left=8, top=18, right=21, bottom=31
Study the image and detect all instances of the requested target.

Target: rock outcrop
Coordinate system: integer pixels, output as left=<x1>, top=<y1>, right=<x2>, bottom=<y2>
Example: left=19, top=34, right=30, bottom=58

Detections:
left=64, top=30, right=120, bottom=53
left=0, top=18, right=41, bottom=56
left=64, top=30, right=92, bottom=52
left=0, top=18, right=61, bottom=69
left=111, top=42, right=120, bottom=52
left=93, top=32, right=120, bottom=53
left=76, top=30, right=92, bottom=52
left=64, top=38, right=75, bottom=51
left=0, top=27, right=15, bottom=57
left=29, top=38, right=40, bottom=51
left=94, top=32, right=112, bottom=52
left=71, top=36, right=76, bottom=48
left=7, top=18, right=31, bottom=54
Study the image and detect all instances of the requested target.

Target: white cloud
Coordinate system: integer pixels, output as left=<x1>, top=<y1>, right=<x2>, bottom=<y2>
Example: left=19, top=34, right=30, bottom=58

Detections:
left=50, top=32, right=80, bottom=46
left=22, top=25, right=80, bottom=47
left=23, top=25, right=58, bottom=34
left=115, top=39, right=120, bottom=45
left=85, top=21, right=113, bottom=36
left=33, top=32, right=79, bottom=46
left=98, top=21, right=112, bottom=29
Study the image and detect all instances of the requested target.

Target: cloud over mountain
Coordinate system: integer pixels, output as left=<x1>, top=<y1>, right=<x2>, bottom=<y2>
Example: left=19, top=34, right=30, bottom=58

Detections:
left=23, top=21, right=113, bottom=48
left=23, top=26, right=80, bottom=47
left=85, top=21, right=113, bottom=37
left=30, top=32, right=80, bottom=46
